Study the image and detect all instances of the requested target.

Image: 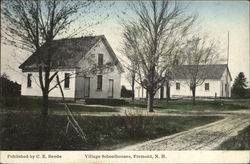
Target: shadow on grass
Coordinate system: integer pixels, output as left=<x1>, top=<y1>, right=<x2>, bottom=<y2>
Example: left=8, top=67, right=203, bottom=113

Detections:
left=2, top=97, right=249, bottom=113
left=217, top=125, right=250, bottom=150
left=0, top=112, right=222, bottom=150
left=0, top=97, right=118, bottom=113
left=125, top=99, right=249, bottom=111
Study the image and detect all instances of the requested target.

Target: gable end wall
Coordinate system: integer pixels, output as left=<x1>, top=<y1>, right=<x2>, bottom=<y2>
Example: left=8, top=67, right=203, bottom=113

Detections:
left=75, top=39, right=121, bottom=99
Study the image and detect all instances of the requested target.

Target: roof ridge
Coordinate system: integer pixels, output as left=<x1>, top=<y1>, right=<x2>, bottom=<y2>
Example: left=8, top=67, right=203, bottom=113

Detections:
left=53, top=35, right=105, bottom=41
left=172, top=64, right=230, bottom=80
left=180, top=64, right=227, bottom=66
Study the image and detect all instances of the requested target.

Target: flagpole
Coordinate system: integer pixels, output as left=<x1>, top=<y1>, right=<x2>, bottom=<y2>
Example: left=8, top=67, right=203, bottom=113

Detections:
left=226, top=31, right=229, bottom=98
left=227, top=31, right=229, bottom=66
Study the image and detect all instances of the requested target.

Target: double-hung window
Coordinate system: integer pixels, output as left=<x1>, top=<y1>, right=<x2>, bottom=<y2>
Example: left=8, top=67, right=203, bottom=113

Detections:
left=205, top=83, right=209, bottom=91
left=98, top=54, right=103, bottom=66
left=176, top=82, right=180, bottom=90
left=64, top=73, right=70, bottom=88
left=27, top=73, right=32, bottom=88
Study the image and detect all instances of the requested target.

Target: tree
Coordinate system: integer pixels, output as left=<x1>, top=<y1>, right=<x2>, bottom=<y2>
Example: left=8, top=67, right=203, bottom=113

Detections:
left=1, top=0, right=110, bottom=116
left=124, top=70, right=136, bottom=100
left=120, top=44, right=139, bottom=101
left=165, top=55, right=185, bottom=103
left=232, top=72, right=247, bottom=98
left=1, top=0, right=112, bottom=147
left=176, top=36, right=219, bottom=105
left=165, top=76, right=172, bottom=103
left=121, top=1, right=197, bottom=112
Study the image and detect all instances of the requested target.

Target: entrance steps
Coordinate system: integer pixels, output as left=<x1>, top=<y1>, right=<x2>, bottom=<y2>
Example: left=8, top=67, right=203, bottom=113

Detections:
left=75, top=99, right=86, bottom=104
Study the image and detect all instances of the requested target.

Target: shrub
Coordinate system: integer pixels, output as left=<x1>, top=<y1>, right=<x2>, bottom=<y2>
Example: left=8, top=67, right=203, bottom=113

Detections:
left=244, top=88, right=250, bottom=99
left=115, top=109, right=155, bottom=138
left=121, top=85, right=134, bottom=98
left=85, top=98, right=128, bottom=106
left=0, top=73, right=21, bottom=97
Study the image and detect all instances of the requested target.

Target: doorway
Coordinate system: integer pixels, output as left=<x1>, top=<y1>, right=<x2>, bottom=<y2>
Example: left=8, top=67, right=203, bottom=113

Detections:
left=108, top=79, right=114, bottom=98
left=84, top=77, right=90, bottom=97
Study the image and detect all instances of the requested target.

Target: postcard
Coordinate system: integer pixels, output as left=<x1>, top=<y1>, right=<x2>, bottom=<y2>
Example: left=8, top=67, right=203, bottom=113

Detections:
left=1, top=0, right=249, bottom=163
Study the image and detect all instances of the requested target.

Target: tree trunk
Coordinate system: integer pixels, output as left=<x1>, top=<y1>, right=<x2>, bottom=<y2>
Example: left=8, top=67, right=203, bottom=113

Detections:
left=167, top=85, right=170, bottom=100
left=160, top=85, right=164, bottom=100
left=42, top=67, right=51, bottom=116
left=192, top=87, right=196, bottom=105
left=34, top=91, right=49, bottom=149
left=131, top=74, right=135, bottom=101
left=42, top=92, right=49, bottom=116
left=166, top=81, right=170, bottom=103
left=41, top=91, right=49, bottom=128
left=37, top=69, right=50, bottom=149
left=147, top=89, right=154, bottom=112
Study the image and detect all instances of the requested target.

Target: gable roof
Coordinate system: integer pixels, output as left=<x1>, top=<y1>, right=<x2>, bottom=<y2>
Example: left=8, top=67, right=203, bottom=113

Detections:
left=172, top=64, right=232, bottom=81
left=19, top=35, right=124, bottom=72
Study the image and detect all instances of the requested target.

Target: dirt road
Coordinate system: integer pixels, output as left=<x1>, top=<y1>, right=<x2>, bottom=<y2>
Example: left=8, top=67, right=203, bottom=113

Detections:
left=118, top=110, right=250, bottom=150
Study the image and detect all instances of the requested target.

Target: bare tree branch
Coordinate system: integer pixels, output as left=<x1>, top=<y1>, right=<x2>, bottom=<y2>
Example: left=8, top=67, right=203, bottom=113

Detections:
left=56, top=75, right=87, bottom=143
left=121, top=0, right=197, bottom=111
left=177, top=35, right=220, bottom=104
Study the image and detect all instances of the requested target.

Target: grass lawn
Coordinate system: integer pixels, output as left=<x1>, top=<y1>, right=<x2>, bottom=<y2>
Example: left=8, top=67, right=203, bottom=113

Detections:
left=0, top=112, right=222, bottom=150
left=218, top=125, right=250, bottom=150
left=0, top=97, right=118, bottom=113
left=1, top=97, right=249, bottom=114
left=125, top=99, right=250, bottom=111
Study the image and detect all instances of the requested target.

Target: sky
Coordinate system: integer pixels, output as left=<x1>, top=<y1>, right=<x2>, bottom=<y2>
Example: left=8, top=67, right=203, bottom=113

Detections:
left=1, top=1, right=249, bottom=88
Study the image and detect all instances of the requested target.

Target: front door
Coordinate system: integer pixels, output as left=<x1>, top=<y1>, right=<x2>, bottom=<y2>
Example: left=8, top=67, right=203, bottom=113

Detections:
left=84, top=77, right=90, bottom=97
left=108, top=79, right=114, bottom=98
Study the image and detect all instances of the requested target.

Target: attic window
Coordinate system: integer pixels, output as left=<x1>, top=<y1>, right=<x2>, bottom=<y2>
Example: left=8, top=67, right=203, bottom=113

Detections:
left=98, top=54, right=103, bottom=66
left=27, top=73, right=32, bottom=88
left=64, top=73, right=70, bottom=88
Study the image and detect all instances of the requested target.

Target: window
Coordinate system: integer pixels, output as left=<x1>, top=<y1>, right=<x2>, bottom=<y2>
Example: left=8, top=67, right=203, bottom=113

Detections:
left=97, top=75, right=102, bottom=90
left=27, top=73, right=32, bottom=87
left=64, top=73, right=70, bottom=88
left=173, top=59, right=179, bottom=65
left=176, top=82, right=180, bottom=90
left=205, top=83, right=209, bottom=91
left=98, top=54, right=103, bottom=66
